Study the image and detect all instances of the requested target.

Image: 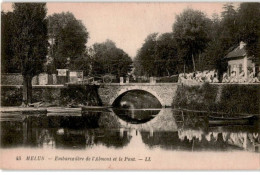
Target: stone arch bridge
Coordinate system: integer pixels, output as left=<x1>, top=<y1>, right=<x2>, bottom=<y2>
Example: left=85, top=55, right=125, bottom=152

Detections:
left=98, top=83, right=179, bottom=107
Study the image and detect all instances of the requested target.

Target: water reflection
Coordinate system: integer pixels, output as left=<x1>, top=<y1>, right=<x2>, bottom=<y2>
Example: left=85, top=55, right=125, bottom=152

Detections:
left=112, top=108, right=160, bottom=124
left=112, top=90, right=162, bottom=124
left=1, top=108, right=259, bottom=152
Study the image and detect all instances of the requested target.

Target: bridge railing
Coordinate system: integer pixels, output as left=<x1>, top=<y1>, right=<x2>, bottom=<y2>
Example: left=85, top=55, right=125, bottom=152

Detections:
left=127, top=76, right=178, bottom=84
left=156, top=75, right=179, bottom=83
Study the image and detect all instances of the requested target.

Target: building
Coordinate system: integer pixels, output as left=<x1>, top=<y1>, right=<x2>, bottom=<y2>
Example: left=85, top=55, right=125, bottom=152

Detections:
left=68, top=70, right=84, bottom=83
left=224, top=41, right=259, bottom=79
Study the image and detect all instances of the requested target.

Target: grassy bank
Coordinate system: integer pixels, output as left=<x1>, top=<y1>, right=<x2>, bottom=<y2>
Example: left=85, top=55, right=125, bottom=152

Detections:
left=173, top=83, right=260, bottom=115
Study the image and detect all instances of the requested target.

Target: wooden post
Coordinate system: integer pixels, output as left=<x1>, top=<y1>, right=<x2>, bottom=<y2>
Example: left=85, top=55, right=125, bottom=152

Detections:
left=120, top=77, right=124, bottom=85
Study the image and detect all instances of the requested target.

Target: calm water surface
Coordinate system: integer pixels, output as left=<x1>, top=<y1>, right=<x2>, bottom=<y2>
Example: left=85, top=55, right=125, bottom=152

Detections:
left=1, top=108, right=259, bottom=153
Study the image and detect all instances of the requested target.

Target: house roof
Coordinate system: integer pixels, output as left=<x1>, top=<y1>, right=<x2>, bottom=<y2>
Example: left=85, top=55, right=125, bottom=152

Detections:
left=225, top=45, right=246, bottom=59
left=224, top=42, right=247, bottom=59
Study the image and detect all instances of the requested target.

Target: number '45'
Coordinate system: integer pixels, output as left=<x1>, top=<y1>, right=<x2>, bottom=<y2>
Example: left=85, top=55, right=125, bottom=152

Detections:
left=145, top=157, right=151, bottom=161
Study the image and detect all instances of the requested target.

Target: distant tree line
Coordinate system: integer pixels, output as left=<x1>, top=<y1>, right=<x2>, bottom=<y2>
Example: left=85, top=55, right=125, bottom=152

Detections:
left=1, top=6, right=133, bottom=78
left=134, top=3, right=260, bottom=77
left=1, top=3, right=133, bottom=106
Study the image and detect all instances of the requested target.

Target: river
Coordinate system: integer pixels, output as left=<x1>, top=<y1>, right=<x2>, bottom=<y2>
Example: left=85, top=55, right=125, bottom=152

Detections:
left=1, top=108, right=259, bottom=153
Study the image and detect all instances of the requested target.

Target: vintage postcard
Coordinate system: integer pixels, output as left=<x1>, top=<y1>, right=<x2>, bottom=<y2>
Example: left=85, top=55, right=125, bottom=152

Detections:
left=0, top=2, right=260, bottom=170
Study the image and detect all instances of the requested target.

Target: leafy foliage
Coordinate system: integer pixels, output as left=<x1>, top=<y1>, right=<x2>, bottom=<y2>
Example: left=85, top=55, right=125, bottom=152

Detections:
left=1, top=12, right=19, bottom=73
left=135, top=3, right=259, bottom=77
left=173, top=9, right=211, bottom=72
left=47, top=12, right=89, bottom=70
left=134, top=33, right=181, bottom=77
left=2, top=3, right=48, bottom=105
left=91, top=40, right=133, bottom=78
left=134, top=33, right=158, bottom=76
left=11, top=3, right=48, bottom=76
left=237, top=3, right=260, bottom=62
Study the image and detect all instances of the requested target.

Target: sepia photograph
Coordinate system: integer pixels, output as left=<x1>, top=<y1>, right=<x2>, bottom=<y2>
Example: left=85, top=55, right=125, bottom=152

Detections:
left=0, top=1, right=260, bottom=170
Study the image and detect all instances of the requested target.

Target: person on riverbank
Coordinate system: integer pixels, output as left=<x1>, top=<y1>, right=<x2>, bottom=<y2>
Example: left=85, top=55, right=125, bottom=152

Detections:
left=230, top=71, right=238, bottom=83
left=248, top=69, right=260, bottom=83
left=238, top=70, right=246, bottom=83
left=195, top=71, right=203, bottom=82
left=212, top=71, right=219, bottom=83
left=222, top=72, right=230, bottom=83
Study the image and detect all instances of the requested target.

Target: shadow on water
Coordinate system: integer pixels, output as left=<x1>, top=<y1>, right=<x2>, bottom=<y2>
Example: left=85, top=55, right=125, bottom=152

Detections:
left=1, top=108, right=259, bottom=152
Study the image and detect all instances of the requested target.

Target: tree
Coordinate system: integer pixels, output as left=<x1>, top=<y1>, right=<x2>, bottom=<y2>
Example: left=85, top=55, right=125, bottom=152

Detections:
left=12, top=3, right=48, bottom=106
left=199, top=14, right=225, bottom=72
left=196, top=4, right=239, bottom=78
left=47, top=12, right=89, bottom=70
left=69, top=52, right=92, bottom=75
left=134, top=33, right=158, bottom=77
left=1, top=12, right=19, bottom=73
left=173, top=9, right=211, bottom=72
left=134, top=33, right=180, bottom=77
left=91, top=40, right=132, bottom=78
left=154, top=33, right=180, bottom=76
left=219, top=3, right=240, bottom=52
left=237, top=3, right=260, bottom=62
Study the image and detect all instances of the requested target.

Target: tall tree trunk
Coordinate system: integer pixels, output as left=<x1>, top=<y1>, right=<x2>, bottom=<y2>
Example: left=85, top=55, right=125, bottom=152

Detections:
left=192, top=53, right=196, bottom=72
left=22, top=76, right=28, bottom=107
left=22, top=75, right=32, bottom=107
left=27, top=76, right=32, bottom=104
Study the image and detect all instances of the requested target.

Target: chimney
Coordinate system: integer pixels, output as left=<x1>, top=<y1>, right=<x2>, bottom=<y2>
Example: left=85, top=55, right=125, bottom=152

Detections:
left=240, top=41, right=246, bottom=49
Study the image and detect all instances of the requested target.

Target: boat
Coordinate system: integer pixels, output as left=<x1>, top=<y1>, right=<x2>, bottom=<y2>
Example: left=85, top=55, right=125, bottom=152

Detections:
left=47, top=107, right=82, bottom=113
left=208, top=115, right=259, bottom=126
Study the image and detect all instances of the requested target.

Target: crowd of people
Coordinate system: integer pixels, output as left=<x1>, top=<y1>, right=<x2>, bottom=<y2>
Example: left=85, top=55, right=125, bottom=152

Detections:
left=178, top=68, right=260, bottom=84
left=178, top=70, right=220, bottom=84
left=222, top=68, right=260, bottom=83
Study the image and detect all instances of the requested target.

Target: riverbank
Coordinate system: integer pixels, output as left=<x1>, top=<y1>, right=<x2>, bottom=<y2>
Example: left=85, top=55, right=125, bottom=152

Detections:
left=2, top=83, right=259, bottom=115
left=0, top=106, right=110, bottom=114
left=1, top=84, right=102, bottom=107
left=173, top=83, right=260, bottom=115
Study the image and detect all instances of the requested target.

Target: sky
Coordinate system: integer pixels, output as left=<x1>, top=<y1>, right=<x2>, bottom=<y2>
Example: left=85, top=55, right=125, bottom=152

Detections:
left=2, top=2, right=240, bottom=58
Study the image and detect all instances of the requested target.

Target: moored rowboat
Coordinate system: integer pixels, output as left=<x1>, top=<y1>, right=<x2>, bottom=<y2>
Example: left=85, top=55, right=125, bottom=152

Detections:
left=208, top=115, right=259, bottom=126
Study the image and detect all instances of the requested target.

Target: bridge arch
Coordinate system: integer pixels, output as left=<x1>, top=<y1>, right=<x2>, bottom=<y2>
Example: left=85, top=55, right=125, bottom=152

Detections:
left=110, top=86, right=166, bottom=107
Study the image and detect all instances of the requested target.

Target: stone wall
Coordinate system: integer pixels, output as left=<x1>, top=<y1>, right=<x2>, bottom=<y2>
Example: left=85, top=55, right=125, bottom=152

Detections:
left=1, top=73, right=23, bottom=85
left=1, top=85, right=101, bottom=107
left=1, top=86, right=63, bottom=106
